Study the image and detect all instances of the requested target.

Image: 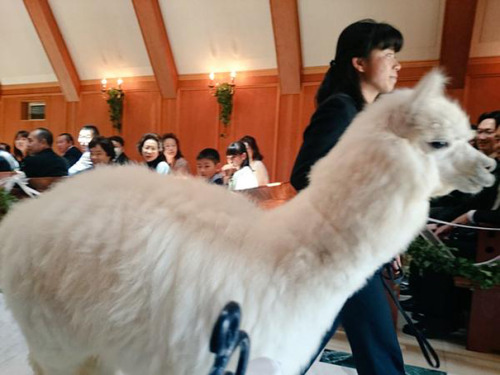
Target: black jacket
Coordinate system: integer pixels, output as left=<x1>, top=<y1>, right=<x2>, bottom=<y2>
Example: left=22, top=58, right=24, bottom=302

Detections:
left=63, top=146, right=83, bottom=168
left=291, top=93, right=358, bottom=191
left=114, top=153, right=130, bottom=165
left=21, top=148, right=68, bottom=178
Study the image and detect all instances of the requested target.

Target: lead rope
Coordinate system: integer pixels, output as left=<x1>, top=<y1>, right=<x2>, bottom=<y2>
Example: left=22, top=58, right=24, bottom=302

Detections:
left=381, top=264, right=440, bottom=368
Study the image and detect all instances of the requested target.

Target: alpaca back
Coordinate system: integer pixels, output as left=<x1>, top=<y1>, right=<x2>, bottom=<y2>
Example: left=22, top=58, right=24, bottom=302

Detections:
left=0, top=166, right=272, bottom=372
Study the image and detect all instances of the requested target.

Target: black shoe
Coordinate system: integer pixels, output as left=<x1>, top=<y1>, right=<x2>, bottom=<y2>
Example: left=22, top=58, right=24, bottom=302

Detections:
left=411, top=312, right=425, bottom=322
left=399, top=298, right=421, bottom=312
left=399, top=283, right=412, bottom=296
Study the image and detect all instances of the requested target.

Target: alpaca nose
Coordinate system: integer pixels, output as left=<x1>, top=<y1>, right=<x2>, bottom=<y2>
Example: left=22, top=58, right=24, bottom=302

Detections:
left=484, top=156, right=496, bottom=172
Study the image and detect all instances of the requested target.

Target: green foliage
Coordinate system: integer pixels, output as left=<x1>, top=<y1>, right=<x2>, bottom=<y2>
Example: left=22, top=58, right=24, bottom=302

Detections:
left=0, top=188, right=17, bottom=221
left=214, top=83, right=234, bottom=126
left=407, top=237, right=500, bottom=289
left=106, top=88, right=124, bottom=133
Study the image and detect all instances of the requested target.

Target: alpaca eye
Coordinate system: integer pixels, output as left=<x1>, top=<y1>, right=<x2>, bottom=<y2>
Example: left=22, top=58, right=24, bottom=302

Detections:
left=429, top=141, right=449, bottom=149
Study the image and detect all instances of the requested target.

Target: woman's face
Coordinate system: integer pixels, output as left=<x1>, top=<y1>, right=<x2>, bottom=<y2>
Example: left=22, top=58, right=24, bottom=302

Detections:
left=163, top=138, right=178, bottom=158
left=359, top=48, right=401, bottom=96
left=227, top=153, right=246, bottom=169
left=141, top=139, right=160, bottom=162
left=90, top=144, right=111, bottom=165
left=15, top=136, right=28, bottom=152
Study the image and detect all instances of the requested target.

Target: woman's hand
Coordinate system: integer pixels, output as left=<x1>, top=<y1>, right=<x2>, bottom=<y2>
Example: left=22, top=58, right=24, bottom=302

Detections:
left=433, top=213, right=469, bottom=237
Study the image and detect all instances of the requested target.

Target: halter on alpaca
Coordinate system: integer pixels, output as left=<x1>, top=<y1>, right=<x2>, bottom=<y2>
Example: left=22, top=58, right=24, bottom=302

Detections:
left=0, top=70, right=495, bottom=375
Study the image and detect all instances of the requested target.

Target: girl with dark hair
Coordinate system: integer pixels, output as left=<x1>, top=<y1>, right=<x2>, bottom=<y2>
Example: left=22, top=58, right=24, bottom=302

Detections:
left=13, top=130, right=29, bottom=162
left=137, top=133, right=170, bottom=175
left=291, top=19, right=405, bottom=375
left=222, top=141, right=258, bottom=190
left=161, top=133, right=190, bottom=174
left=239, top=135, right=269, bottom=185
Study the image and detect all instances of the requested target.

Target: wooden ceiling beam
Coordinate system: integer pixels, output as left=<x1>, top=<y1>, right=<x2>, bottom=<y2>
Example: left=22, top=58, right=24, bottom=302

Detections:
left=439, top=0, right=478, bottom=89
left=132, top=0, right=178, bottom=99
left=23, top=0, right=80, bottom=102
left=270, top=0, right=302, bottom=94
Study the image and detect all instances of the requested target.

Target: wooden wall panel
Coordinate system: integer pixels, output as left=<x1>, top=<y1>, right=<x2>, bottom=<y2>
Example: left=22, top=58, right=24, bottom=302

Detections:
left=2, top=59, right=498, bottom=182
left=121, top=91, right=163, bottom=160
left=275, top=93, right=301, bottom=182
left=0, top=94, right=66, bottom=147
left=466, top=76, right=500, bottom=123
left=177, top=89, right=219, bottom=174
left=230, top=86, right=279, bottom=181
left=299, top=83, right=319, bottom=134
left=76, top=93, right=111, bottom=136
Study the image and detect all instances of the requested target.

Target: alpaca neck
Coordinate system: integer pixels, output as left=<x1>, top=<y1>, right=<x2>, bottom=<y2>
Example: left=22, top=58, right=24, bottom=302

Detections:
left=276, top=140, right=432, bottom=294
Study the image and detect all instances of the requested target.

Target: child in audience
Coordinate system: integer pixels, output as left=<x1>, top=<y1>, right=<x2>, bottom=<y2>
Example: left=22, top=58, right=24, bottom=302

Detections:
left=223, top=141, right=258, bottom=191
left=239, top=135, right=269, bottom=185
left=89, top=136, right=115, bottom=166
left=137, top=133, right=170, bottom=175
left=196, top=148, right=223, bottom=185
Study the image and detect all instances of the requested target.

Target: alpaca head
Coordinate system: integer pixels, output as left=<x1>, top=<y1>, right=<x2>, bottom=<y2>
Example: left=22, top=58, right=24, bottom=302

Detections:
left=389, top=69, right=496, bottom=196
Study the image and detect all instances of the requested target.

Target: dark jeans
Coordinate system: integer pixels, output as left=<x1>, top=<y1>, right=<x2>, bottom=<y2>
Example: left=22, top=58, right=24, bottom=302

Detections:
left=301, top=270, right=405, bottom=375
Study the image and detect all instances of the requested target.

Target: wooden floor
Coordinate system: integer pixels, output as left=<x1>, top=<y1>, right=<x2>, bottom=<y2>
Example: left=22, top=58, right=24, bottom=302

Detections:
left=326, top=328, right=500, bottom=375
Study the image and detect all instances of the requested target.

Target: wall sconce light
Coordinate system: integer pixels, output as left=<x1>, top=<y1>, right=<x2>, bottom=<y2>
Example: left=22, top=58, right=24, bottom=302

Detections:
left=208, top=71, right=236, bottom=128
left=208, top=71, right=236, bottom=96
left=101, top=78, right=125, bottom=133
left=101, top=78, right=123, bottom=94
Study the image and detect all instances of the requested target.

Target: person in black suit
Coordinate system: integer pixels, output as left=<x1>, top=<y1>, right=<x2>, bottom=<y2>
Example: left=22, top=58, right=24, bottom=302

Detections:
left=56, top=133, right=82, bottom=168
left=0, top=155, right=11, bottom=172
left=291, top=20, right=405, bottom=375
left=21, top=128, right=68, bottom=178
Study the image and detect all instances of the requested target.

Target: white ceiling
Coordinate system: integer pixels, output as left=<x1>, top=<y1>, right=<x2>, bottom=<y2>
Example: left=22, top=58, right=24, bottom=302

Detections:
left=0, top=0, right=499, bottom=86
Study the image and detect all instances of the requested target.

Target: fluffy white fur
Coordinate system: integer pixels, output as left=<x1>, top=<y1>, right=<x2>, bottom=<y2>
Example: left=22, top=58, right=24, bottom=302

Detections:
left=0, top=70, right=496, bottom=375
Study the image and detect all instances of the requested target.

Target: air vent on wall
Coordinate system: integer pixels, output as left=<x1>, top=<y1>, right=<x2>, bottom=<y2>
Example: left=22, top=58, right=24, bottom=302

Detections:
left=21, top=102, right=46, bottom=120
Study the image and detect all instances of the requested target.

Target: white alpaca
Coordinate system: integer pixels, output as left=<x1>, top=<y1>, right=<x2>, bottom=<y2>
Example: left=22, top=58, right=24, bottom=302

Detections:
left=0, top=70, right=495, bottom=375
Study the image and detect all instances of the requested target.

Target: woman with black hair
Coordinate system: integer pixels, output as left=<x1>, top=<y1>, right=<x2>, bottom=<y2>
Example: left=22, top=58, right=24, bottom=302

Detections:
left=223, top=141, right=258, bottom=191
left=161, top=133, right=190, bottom=174
left=89, top=136, right=115, bottom=166
left=137, top=133, right=170, bottom=175
left=13, top=130, right=29, bottom=162
left=240, top=135, right=269, bottom=185
left=291, top=19, right=405, bottom=375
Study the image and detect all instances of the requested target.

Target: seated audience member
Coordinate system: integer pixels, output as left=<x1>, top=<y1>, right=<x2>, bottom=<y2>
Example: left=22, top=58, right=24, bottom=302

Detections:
left=56, top=133, right=82, bottom=168
left=475, top=111, right=500, bottom=157
left=13, top=130, right=29, bottom=162
left=0, top=155, right=11, bottom=172
left=109, top=136, right=130, bottom=165
left=0, top=150, right=19, bottom=171
left=0, top=143, right=11, bottom=152
left=196, top=148, right=223, bottom=185
left=69, top=125, right=99, bottom=175
left=89, top=136, right=115, bottom=166
left=21, top=128, right=68, bottom=178
left=161, top=133, right=190, bottom=174
left=223, top=141, right=258, bottom=191
left=240, top=135, right=269, bottom=185
left=137, top=133, right=169, bottom=175
left=430, top=111, right=500, bottom=221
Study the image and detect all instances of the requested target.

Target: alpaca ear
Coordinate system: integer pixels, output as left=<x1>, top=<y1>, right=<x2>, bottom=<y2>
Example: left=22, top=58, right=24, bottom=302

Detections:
left=410, top=68, right=448, bottom=105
